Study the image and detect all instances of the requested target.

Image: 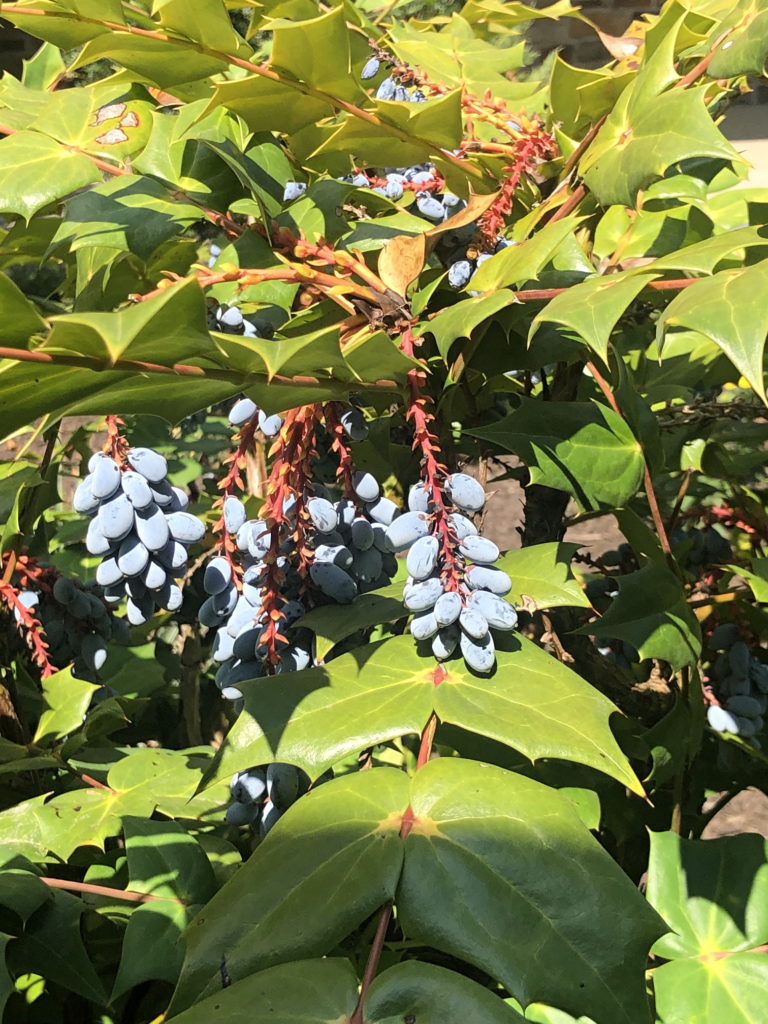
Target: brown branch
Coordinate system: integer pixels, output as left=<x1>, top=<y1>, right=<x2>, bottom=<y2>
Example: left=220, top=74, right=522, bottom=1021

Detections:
left=41, top=876, right=188, bottom=905
left=0, top=345, right=399, bottom=393
left=350, top=902, right=393, bottom=1024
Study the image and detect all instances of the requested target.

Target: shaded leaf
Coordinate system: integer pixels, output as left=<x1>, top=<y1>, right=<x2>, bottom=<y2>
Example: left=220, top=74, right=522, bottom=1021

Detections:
left=298, top=592, right=406, bottom=660
left=167, top=958, right=358, bottom=1024
left=574, top=564, right=701, bottom=671
left=33, top=668, right=99, bottom=747
left=468, top=398, right=644, bottom=510
left=397, top=759, right=664, bottom=1024
left=471, top=217, right=582, bottom=291
left=170, top=769, right=408, bottom=1012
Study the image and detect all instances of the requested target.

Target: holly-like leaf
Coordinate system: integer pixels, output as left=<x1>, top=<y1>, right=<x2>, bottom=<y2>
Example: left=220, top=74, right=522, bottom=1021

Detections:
left=496, top=542, right=590, bottom=611
left=709, top=9, right=768, bottom=78
left=271, top=6, right=366, bottom=105
left=471, top=217, right=582, bottom=291
left=50, top=175, right=201, bottom=261
left=0, top=273, right=46, bottom=345
left=33, top=668, right=99, bottom=747
left=200, top=637, right=434, bottom=788
left=112, top=901, right=192, bottom=999
left=656, top=262, right=768, bottom=403
left=122, top=817, right=216, bottom=905
left=434, top=632, right=644, bottom=794
left=574, top=563, right=701, bottom=671
left=8, top=889, right=107, bottom=1005
left=652, top=955, right=768, bottom=1024
left=0, top=131, right=101, bottom=220
left=298, top=592, right=406, bottom=660
left=170, top=769, right=409, bottom=1013
left=646, top=831, right=768, bottom=959
left=468, top=398, right=645, bottom=510
left=397, top=759, right=665, bottom=1024
left=530, top=273, right=657, bottom=363
left=731, top=558, right=768, bottom=602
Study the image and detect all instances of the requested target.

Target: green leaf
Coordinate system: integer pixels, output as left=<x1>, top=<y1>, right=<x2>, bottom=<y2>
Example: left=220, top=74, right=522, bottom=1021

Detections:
left=0, top=273, right=46, bottom=345
left=122, top=817, right=216, bottom=904
left=33, top=668, right=99, bottom=747
left=112, top=900, right=192, bottom=999
left=71, top=33, right=229, bottom=87
left=167, top=959, right=359, bottom=1024
left=154, top=0, right=251, bottom=54
left=468, top=398, right=645, bottom=510
left=367, top=961, right=526, bottom=1022
left=42, top=278, right=212, bottom=365
left=0, top=934, right=13, bottom=1018
left=170, top=769, right=408, bottom=1012
left=8, top=889, right=107, bottom=1005
left=732, top=558, right=768, bottom=602
left=646, top=831, right=768, bottom=959
left=653, top=955, right=768, bottom=1024
left=530, top=273, right=657, bottom=363
left=574, top=563, right=701, bottom=671
left=435, top=632, right=644, bottom=794
left=428, top=291, right=515, bottom=360
left=471, top=218, right=582, bottom=291
left=26, top=83, right=153, bottom=162
left=656, top=263, right=768, bottom=403
left=397, top=759, right=664, bottom=1024
left=0, top=870, right=50, bottom=924
left=21, top=41, right=65, bottom=91
left=496, top=542, right=590, bottom=611
left=709, top=9, right=768, bottom=78
left=271, top=7, right=366, bottom=104
left=209, top=74, right=333, bottom=135
left=201, top=637, right=433, bottom=788
left=50, top=175, right=201, bottom=261
left=0, top=131, right=100, bottom=220
left=298, top=592, right=406, bottom=659
left=0, top=801, right=48, bottom=865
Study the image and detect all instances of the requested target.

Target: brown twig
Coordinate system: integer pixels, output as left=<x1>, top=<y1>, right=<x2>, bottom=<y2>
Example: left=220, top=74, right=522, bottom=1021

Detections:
left=41, top=876, right=188, bottom=905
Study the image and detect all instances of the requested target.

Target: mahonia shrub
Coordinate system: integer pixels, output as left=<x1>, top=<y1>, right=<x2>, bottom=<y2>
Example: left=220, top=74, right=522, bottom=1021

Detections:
left=0, top=1, right=767, bottom=1022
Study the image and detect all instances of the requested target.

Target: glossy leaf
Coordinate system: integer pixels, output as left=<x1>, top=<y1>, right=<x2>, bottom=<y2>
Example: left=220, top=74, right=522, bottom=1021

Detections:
left=8, top=889, right=107, bottom=1005
left=496, top=542, right=590, bottom=611
left=574, top=564, right=701, bottom=671
left=397, top=759, right=664, bottom=1024
left=657, top=262, right=768, bottom=403
left=0, top=273, right=46, bottom=345
left=653, top=956, right=768, bottom=1024
left=468, top=398, right=644, bottom=510
left=709, top=9, right=768, bottom=78
left=0, top=131, right=101, bottom=220
left=112, top=900, right=192, bottom=999
left=298, top=592, right=406, bottom=659
left=170, top=768, right=409, bottom=1011
left=530, top=273, right=657, bottom=363
left=33, top=668, right=99, bottom=746
left=201, top=637, right=433, bottom=787
left=435, top=632, right=644, bottom=794
left=646, top=831, right=768, bottom=959
left=471, top=217, right=582, bottom=291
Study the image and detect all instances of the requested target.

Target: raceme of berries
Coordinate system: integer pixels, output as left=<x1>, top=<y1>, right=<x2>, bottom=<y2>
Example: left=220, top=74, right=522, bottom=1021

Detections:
left=204, top=399, right=396, bottom=701
left=73, top=441, right=204, bottom=626
left=0, top=554, right=129, bottom=681
left=388, top=472, right=517, bottom=674
left=227, top=763, right=334, bottom=837
left=705, top=626, right=768, bottom=747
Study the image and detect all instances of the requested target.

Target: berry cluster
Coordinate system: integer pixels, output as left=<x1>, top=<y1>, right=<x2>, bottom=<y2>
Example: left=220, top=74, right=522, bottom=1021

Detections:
left=706, top=625, right=768, bottom=745
left=389, top=472, right=516, bottom=673
left=1, top=557, right=128, bottom=681
left=226, top=763, right=312, bottom=837
left=74, top=445, right=204, bottom=626
left=204, top=402, right=398, bottom=702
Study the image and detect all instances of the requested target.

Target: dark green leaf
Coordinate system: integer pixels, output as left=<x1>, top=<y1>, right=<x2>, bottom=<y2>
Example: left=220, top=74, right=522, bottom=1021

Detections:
left=468, top=398, right=645, bottom=510
left=496, top=542, right=590, bottom=611
left=397, top=758, right=664, bottom=1024
left=171, top=769, right=408, bottom=1012
left=574, top=564, right=701, bottom=671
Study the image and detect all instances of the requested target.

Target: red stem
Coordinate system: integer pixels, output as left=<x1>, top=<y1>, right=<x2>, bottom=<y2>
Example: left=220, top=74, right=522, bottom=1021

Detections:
left=350, top=902, right=394, bottom=1024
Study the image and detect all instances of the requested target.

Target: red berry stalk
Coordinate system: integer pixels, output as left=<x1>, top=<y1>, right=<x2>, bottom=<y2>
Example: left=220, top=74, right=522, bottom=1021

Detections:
left=103, top=414, right=130, bottom=466
left=323, top=402, right=357, bottom=498
left=0, top=553, right=56, bottom=677
left=258, top=405, right=322, bottom=666
left=213, top=409, right=262, bottom=590
left=400, top=327, right=464, bottom=593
